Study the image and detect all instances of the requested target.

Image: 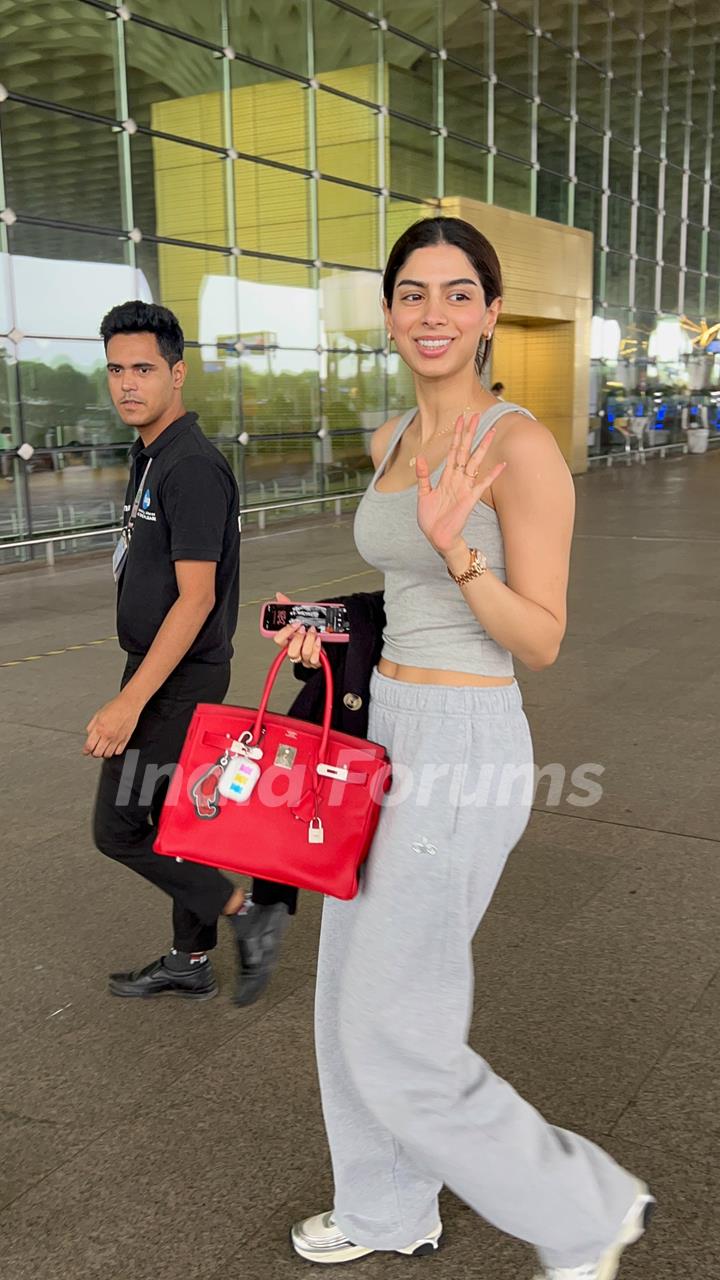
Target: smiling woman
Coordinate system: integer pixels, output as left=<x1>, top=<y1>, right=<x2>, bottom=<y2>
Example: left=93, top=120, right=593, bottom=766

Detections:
left=287, top=215, right=652, bottom=1277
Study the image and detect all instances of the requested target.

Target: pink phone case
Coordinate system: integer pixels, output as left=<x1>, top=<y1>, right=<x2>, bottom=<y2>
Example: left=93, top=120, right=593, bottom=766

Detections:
left=259, top=602, right=350, bottom=643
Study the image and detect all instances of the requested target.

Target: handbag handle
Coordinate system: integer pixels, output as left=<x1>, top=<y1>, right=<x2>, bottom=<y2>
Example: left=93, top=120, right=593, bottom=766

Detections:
left=250, top=647, right=334, bottom=763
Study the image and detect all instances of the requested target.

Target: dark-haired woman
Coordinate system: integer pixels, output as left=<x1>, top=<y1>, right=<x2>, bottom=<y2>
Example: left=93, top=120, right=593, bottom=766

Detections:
left=283, top=218, right=652, bottom=1279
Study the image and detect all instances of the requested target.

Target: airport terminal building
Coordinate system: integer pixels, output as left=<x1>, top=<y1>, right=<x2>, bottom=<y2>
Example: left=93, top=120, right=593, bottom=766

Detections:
left=1, top=0, right=719, bottom=560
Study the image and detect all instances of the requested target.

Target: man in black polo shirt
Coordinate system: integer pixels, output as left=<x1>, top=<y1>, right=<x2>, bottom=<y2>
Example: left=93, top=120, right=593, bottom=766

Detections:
left=87, top=300, right=291, bottom=1004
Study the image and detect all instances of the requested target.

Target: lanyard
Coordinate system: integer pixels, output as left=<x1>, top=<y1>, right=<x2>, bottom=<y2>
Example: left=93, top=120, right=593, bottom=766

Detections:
left=126, top=457, right=152, bottom=537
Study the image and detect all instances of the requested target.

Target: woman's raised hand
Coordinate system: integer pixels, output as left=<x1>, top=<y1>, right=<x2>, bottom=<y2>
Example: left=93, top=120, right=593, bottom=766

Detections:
left=416, top=413, right=507, bottom=558
left=271, top=592, right=323, bottom=669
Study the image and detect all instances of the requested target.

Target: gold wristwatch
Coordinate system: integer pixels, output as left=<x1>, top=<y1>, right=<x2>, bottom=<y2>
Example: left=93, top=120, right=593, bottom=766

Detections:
left=446, top=546, right=488, bottom=586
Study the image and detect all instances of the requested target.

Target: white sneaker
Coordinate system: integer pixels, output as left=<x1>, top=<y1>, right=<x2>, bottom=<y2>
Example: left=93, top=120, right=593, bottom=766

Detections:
left=290, top=1210, right=442, bottom=1264
left=534, top=1184, right=655, bottom=1280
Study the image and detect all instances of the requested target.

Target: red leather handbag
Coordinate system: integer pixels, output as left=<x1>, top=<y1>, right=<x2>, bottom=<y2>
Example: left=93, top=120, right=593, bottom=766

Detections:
left=154, top=649, right=390, bottom=899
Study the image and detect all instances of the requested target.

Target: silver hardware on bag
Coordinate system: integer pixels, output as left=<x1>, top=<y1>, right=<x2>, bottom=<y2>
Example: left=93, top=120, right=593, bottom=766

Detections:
left=308, top=817, right=325, bottom=844
left=317, top=763, right=349, bottom=781
left=275, top=744, right=297, bottom=769
left=230, top=731, right=263, bottom=760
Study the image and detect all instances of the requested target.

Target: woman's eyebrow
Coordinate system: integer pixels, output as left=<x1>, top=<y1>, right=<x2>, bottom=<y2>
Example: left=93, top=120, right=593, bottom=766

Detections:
left=396, top=277, right=479, bottom=288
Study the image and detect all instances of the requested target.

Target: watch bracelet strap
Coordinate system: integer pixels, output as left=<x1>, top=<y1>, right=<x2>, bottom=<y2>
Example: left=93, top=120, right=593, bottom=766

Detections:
left=447, top=547, right=488, bottom=586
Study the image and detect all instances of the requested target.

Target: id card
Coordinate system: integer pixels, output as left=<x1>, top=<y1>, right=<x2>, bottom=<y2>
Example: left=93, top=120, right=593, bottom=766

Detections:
left=112, top=531, right=129, bottom=583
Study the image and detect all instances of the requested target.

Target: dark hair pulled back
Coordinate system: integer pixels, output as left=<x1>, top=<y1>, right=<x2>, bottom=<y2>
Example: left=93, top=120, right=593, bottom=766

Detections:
left=382, top=216, right=502, bottom=377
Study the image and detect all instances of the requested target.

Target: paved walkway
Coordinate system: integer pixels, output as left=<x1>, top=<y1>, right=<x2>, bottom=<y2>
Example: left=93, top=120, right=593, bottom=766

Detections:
left=0, top=452, right=718, bottom=1279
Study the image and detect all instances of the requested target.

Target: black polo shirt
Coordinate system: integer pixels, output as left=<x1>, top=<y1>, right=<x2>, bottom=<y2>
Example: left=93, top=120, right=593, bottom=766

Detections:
left=117, top=412, right=240, bottom=664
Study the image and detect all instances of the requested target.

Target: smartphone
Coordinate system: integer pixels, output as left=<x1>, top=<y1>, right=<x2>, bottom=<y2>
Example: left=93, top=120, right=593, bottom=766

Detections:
left=260, top=601, right=350, bottom=642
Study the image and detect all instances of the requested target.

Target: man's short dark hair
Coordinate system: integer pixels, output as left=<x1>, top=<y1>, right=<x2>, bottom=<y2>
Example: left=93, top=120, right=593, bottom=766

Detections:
left=100, top=301, right=184, bottom=368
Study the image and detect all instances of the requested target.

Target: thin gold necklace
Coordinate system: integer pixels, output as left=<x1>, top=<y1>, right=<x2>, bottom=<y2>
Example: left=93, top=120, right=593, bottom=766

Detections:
left=408, top=405, right=475, bottom=468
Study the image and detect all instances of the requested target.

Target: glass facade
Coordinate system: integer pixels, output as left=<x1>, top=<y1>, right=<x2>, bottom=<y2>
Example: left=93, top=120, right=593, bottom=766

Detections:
left=1, top=0, right=719, bottom=559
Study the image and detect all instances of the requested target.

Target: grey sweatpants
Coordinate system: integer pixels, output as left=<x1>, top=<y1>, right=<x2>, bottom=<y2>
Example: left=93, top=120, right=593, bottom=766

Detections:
left=315, top=671, right=638, bottom=1269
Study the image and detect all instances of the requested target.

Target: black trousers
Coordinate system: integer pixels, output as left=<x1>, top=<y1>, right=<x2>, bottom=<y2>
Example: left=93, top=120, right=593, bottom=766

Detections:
left=92, top=657, right=298, bottom=953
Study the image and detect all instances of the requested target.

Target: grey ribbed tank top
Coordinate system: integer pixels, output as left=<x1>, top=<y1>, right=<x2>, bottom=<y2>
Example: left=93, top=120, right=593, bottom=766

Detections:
left=354, top=401, right=535, bottom=677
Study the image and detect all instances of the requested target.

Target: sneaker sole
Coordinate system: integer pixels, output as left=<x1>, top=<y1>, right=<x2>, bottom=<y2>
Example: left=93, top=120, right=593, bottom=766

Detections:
left=108, top=983, right=218, bottom=1000
left=290, top=1226, right=442, bottom=1265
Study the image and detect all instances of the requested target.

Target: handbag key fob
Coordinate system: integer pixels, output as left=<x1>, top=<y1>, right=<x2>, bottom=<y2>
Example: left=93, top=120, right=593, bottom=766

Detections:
left=218, top=755, right=262, bottom=803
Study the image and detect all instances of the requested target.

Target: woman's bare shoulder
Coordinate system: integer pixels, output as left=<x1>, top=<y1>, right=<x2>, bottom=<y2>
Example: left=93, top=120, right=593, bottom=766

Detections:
left=370, top=414, right=409, bottom=469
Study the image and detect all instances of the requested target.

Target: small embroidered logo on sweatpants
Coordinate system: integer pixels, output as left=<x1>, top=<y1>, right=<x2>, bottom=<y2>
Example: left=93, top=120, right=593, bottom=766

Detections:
left=411, top=838, right=438, bottom=857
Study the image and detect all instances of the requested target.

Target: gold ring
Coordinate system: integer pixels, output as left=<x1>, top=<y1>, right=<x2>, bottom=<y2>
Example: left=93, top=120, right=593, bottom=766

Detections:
left=465, top=469, right=478, bottom=479
left=289, top=655, right=301, bottom=664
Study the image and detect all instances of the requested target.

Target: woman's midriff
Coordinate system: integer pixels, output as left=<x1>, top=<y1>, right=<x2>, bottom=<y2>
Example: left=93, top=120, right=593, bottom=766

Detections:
left=377, top=658, right=514, bottom=687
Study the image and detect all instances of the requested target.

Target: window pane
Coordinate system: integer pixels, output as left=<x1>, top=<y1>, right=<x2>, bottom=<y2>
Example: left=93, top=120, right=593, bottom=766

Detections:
left=577, top=5, right=610, bottom=68
left=495, top=13, right=533, bottom=94
left=683, top=272, right=702, bottom=315
left=575, top=124, right=603, bottom=189
left=125, top=25, right=226, bottom=139
left=444, top=4, right=488, bottom=73
left=444, top=138, right=488, bottom=202
left=390, top=119, right=438, bottom=200
left=686, top=178, right=705, bottom=226
left=607, top=196, right=631, bottom=253
left=573, top=183, right=602, bottom=240
left=608, top=140, right=633, bottom=194
left=493, top=154, right=532, bottom=214
left=685, top=224, right=704, bottom=273
left=636, top=205, right=659, bottom=260
left=634, top=259, right=655, bottom=311
left=228, top=0, right=310, bottom=76
left=576, top=61, right=606, bottom=130
left=133, top=240, right=225, bottom=345
left=141, top=136, right=228, bottom=247
left=609, top=81, right=637, bottom=145
left=537, top=170, right=569, bottom=224
left=317, top=95, right=377, bottom=186
left=538, top=39, right=572, bottom=112
left=605, top=251, right=630, bottom=306
left=662, top=216, right=682, bottom=265
left=638, top=94, right=663, bottom=156
left=314, top=2, right=378, bottom=84
left=2, top=100, right=124, bottom=233
left=663, top=166, right=684, bottom=220
left=637, top=151, right=659, bottom=207
left=665, top=118, right=686, bottom=169
left=0, top=3, right=117, bottom=117
left=129, top=0, right=224, bottom=43
left=660, top=266, right=679, bottom=313
left=230, top=63, right=310, bottom=166
left=317, top=183, right=379, bottom=269
left=387, top=46, right=435, bottom=125
left=444, top=64, right=488, bottom=147
left=537, top=106, right=568, bottom=176
left=494, top=85, right=532, bottom=162
left=235, top=163, right=312, bottom=265
left=320, top=269, right=384, bottom=351
left=7, top=225, right=138, bottom=338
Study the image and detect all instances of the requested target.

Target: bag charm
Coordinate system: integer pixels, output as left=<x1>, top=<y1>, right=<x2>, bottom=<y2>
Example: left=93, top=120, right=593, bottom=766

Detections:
left=218, top=755, right=262, bottom=803
left=191, top=757, right=228, bottom=820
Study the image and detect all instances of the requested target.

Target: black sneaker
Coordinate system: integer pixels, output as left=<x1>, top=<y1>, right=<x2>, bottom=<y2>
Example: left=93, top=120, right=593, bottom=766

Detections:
left=108, top=955, right=218, bottom=1000
left=227, top=902, right=290, bottom=1007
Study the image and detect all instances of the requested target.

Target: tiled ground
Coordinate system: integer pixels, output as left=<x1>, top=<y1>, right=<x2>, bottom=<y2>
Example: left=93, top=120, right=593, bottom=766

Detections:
left=0, top=451, right=718, bottom=1279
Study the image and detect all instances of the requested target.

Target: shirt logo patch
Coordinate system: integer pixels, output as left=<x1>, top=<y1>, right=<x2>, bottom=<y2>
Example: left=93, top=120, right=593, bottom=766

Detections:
left=142, top=488, right=151, bottom=510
